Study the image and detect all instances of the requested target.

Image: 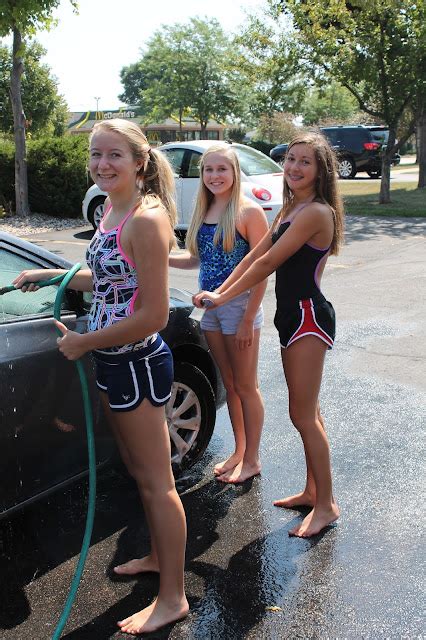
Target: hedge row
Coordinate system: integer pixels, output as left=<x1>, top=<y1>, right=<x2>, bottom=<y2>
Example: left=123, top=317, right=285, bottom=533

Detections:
left=0, top=135, right=90, bottom=218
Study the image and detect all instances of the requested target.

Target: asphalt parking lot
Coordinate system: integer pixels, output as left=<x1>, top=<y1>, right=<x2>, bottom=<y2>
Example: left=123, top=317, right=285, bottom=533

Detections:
left=1, top=214, right=425, bottom=639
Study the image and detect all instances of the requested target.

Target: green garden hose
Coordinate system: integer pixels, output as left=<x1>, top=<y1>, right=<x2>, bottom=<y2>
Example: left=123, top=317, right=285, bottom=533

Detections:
left=1, top=264, right=97, bottom=639
left=51, top=263, right=97, bottom=640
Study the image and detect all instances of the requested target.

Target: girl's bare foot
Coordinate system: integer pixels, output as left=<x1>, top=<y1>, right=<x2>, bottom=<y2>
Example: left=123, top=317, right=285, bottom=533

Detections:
left=217, top=460, right=261, bottom=484
left=273, top=490, right=316, bottom=509
left=214, top=452, right=243, bottom=477
left=118, top=596, right=189, bottom=635
left=289, top=504, right=340, bottom=538
left=113, top=555, right=159, bottom=576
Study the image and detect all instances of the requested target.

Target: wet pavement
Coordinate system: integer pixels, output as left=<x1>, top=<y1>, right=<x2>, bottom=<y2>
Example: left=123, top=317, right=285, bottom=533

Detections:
left=1, top=216, right=425, bottom=639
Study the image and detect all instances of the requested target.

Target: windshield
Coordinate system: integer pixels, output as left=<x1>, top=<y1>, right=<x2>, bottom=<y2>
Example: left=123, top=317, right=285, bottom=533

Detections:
left=235, top=145, right=282, bottom=176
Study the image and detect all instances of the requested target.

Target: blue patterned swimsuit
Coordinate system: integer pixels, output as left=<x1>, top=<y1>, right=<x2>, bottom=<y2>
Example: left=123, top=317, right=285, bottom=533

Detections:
left=198, top=223, right=250, bottom=291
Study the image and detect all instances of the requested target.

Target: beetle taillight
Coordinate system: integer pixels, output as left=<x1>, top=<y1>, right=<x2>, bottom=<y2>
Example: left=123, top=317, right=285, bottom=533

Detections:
left=252, top=187, right=272, bottom=201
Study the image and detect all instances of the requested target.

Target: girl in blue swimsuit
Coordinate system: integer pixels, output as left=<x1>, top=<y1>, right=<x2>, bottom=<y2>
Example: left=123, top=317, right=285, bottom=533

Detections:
left=170, top=144, right=269, bottom=484
left=194, top=132, right=345, bottom=538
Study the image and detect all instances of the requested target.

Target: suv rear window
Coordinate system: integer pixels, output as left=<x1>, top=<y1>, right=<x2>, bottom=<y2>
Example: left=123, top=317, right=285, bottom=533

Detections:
left=370, top=130, right=389, bottom=144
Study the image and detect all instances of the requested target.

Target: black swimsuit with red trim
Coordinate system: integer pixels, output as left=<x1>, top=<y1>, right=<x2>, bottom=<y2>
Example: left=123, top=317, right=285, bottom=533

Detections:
left=271, top=221, right=336, bottom=349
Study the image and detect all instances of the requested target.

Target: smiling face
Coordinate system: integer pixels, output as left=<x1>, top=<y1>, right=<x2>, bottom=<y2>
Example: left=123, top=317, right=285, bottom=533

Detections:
left=202, top=152, right=235, bottom=198
left=284, top=143, right=319, bottom=194
left=89, top=130, right=141, bottom=196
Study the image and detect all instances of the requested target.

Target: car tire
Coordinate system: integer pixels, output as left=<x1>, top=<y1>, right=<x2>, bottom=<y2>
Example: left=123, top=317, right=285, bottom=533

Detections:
left=87, top=196, right=106, bottom=230
left=167, top=362, right=216, bottom=472
left=366, top=170, right=381, bottom=178
left=337, top=156, right=357, bottom=179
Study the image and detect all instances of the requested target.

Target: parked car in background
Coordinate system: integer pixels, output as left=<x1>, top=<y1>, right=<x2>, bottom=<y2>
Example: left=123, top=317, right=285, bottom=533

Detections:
left=270, top=125, right=400, bottom=179
left=0, top=231, right=225, bottom=519
left=82, top=141, right=284, bottom=231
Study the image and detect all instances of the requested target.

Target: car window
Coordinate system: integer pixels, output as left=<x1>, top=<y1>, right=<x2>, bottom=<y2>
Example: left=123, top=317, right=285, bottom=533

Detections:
left=0, top=249, right=62, bottom=322
left=161, top=148, right=186, bottom=177
left=322, top=129, right=339, bottom=145
left=235, top=145, right=281, bottom=175
left=370, top=130, right=389, bottom=144
left=341, top=129, right=368, bottom=145
left=186, top=151, right=202, bottom=178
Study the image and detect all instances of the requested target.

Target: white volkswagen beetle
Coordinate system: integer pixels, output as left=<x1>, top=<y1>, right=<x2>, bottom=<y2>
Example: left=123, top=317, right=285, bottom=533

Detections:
left=82, top=140, right=284, bottom=233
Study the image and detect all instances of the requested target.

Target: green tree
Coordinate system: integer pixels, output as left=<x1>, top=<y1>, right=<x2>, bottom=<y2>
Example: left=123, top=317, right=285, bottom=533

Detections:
left=0, top=0, right=77, bottom=216
left=0, top=41, right=67, bottom=136
left=277, top=0, right=425, bottom=201
left=120, top=18, right=244, bottom=137
left=256, top=111, right=299, bottom=144
left=300, top=82, right=364, bottom=126
left=236, top=11, right=307, bottom=123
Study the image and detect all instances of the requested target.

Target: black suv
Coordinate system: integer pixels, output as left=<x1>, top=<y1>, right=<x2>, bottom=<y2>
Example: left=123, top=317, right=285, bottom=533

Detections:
left=270, top=125, right=400, bottom=179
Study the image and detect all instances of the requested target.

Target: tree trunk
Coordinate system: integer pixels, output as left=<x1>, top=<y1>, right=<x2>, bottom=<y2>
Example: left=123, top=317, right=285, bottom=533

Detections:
left=10, top=28, right=29, bottom=217
left=178, top=107, right=183, bottom=142
left=200, top=120, right=207, bottom=139
left=379, top=127, right=397, bottom=204
left=417, top=112, right=426, bottom=189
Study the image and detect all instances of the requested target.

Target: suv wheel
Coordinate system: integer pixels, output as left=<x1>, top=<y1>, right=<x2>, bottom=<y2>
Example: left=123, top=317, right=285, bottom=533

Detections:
left=337, top=156, right=356, bottom=179
left=366, top=169, right=381, bottom=179
left=87, top=196, right=106, bottom=230
left=167, top=362, right=216, bottom=471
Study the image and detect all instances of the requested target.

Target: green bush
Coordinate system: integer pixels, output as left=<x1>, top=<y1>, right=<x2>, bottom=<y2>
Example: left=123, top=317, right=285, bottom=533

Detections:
left=0, top=139, right=16, bottom=212
left=0, top=135, right=89, bottom=217
left=27, top=136, right=89, bottom=217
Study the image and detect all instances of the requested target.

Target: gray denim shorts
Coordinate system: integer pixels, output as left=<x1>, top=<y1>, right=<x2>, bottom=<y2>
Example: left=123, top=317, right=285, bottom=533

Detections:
left=200, top=291, right=264, bottom=335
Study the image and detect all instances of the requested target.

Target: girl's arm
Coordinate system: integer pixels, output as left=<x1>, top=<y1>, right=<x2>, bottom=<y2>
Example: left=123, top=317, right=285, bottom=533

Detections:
left=238, top=204, right=269, bottom=322
left=215, top=228, right=273, bottom=295
left=13, top=268, right=93, bottom=292
left=169, top=251, right=200, bottom=269
left=56, top=208, right=172, bottom=359
left=201, top=206, right=330, bottom=308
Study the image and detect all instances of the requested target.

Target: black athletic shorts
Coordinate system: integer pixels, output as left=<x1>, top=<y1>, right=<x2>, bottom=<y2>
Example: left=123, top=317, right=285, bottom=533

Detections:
left=274, top=297, right=335, bottom=349
left=93, top=335, right=173, bottom=412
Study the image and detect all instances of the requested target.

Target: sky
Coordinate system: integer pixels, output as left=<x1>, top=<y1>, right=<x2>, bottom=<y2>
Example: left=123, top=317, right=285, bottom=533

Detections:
left=2, top=0, right=265, bottom=112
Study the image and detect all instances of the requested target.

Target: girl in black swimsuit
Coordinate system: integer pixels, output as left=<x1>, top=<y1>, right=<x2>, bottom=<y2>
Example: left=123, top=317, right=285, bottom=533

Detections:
left=194, top=132, right=345, bottom=538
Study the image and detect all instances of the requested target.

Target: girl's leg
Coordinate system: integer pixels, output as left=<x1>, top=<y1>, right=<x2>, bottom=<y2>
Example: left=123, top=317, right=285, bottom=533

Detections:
left=111, top=399, right=188, bottom=635
left=205, top=330, right=246, bottom=475
left=98, top=393, right=160, bottom=575
left=274, top=401, right=324, bottom=509
left=275, top=337, right=339, bottom=537
left=218, top=328, right=264, bottom=484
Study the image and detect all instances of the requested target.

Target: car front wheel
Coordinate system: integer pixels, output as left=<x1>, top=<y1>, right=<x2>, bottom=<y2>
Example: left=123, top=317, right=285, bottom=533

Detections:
left=166, top=362, right=216, bottom=471
left=338, top=157, right=356, bottom=179
left=87, top=196, right=106, bottom=230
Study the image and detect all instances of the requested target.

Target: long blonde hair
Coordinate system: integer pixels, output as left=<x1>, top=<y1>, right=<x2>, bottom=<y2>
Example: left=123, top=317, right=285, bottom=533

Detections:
left=90, top=119, right=177, bottom=240
left=276, top=131, right=345, bottom=255
left=186, top=144, right=242, bottom=256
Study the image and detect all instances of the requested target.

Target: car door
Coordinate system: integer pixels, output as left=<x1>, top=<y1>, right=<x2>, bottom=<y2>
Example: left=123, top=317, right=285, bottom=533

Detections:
left=0, top=244, right=105, bottom=516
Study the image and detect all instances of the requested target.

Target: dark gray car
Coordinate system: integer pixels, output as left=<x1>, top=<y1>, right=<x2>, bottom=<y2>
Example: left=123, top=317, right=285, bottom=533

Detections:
left=0, top=231, right=225, bottom=519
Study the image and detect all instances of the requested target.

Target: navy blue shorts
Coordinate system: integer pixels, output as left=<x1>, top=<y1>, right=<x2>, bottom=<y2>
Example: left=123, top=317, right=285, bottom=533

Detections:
left=93, top=335, right=173, bottom=412
left=274, top=298, right=335, bottom=349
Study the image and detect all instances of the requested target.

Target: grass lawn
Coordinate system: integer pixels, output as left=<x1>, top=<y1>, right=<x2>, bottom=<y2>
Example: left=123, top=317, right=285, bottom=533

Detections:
left=339, top=181, right=426, bottom=217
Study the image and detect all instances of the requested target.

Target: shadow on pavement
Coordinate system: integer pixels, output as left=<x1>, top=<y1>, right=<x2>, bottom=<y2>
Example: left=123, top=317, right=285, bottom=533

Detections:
left=344, top=214, right=426, bottom=245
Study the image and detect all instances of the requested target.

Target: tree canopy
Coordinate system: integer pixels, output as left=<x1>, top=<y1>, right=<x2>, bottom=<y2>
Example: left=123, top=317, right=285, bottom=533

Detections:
left=120, top=18, right=245, bottom=134
left=0, top=41, right=67, bottom=136
left=235, top=10, right=307, bottom=122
